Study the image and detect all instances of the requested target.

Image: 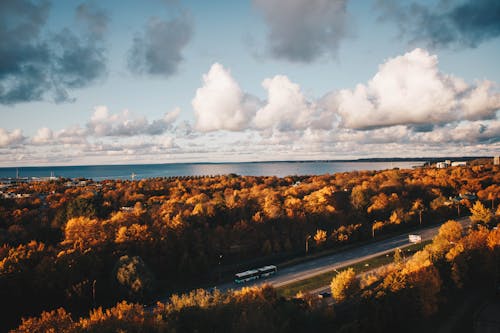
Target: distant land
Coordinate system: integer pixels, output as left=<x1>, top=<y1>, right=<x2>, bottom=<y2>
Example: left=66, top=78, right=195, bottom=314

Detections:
left=0, top=156, right=494, bottom=181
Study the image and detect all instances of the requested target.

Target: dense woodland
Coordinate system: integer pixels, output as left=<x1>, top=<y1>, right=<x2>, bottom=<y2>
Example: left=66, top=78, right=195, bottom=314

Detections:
left=1, top=162, right=499, bottom=331
left=11, top=220, right=500, bottom=332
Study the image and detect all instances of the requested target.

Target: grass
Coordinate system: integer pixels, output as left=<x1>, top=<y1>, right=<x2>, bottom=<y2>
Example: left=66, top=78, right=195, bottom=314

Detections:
left=277, top=240, right=431, bottom=298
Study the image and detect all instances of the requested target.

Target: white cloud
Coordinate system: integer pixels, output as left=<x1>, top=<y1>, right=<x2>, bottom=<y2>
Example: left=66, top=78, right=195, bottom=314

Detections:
left=193, top=63, right=259, bottom=132
left=32, top=127, right=54, bottom=144
left=254, top=75, right=328, bottom=131
left=55, top=125, right=88, bottom=144
left=324, top=48, right=500, bottom=129
left=87, top=105, right=179, bottom=136
left=163, top=107, right=181, bottom=124
left=0, top=128, right=25, bottom=147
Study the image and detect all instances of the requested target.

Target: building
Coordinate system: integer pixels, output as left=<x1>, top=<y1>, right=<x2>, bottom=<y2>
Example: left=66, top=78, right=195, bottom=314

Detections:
left=436, top=161, right=450, bottom=168
left=494, top=156, right=499, bottom=165
left=451, top=161, right=467, bottom=167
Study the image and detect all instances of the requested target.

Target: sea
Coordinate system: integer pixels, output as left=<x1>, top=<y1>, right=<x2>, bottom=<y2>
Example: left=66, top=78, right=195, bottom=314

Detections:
left=0, top=161, right=424, bottom=181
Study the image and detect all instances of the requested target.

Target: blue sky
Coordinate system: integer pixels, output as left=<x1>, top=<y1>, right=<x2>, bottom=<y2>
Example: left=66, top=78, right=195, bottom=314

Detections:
left=1, top=0, right=499, bottom=166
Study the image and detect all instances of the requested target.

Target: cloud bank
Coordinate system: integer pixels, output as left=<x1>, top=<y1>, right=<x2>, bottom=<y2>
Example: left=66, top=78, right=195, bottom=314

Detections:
left=323, top=48, right=500, bottom=129
left=1, top=48, right=499, bottom=165
left=194, top=49, right=500, bottom=135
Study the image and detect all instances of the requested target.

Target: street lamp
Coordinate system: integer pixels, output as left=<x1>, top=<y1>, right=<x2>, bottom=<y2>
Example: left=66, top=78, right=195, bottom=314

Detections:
left=92, top=279, right=96, bottom=308
left=305, top=235, right=311, bottom=254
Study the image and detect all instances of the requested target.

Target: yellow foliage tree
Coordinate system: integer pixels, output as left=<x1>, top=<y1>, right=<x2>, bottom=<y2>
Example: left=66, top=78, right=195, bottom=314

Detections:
left=470, top=200, right=493, bottom=225
left=314, top=229, right=327, bottom=245
left=330, top=268, right=359, bottom=302
left=12, top=308, right=74, bottom=333
left=435, top=220, right=463, bottom=243
left=63, top=216, right=106, bottom=249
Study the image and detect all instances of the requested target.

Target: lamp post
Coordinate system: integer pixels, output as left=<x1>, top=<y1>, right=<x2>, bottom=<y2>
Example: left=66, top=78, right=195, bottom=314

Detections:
left=92, top=279, right=96, bottom=308
left=305, top=235, right=311, bottom=254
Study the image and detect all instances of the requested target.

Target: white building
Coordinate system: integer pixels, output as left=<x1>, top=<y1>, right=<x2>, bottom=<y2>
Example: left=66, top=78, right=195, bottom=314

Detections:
left=436, top=161, right=450, bottom=168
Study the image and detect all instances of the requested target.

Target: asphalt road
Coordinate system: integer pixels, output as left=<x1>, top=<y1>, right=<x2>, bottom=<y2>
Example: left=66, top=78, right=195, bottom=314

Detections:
left=215, top=216, right=471, bottom=293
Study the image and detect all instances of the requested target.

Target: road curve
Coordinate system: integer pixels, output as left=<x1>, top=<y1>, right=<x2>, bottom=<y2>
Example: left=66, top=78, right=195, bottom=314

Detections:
left=215, top=217, right=470, bottom=292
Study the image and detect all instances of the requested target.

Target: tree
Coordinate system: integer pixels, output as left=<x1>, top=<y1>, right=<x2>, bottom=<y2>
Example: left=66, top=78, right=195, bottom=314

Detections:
left=411, top=199, right=425, bottom=225
left=351, top=185, right=369, bottom=210
left=62, top=216, right=106, bottom=249
left=113, top=255, right=156, bottom=301
left=436, top=220, right=463, bottom=243
left=393, top=248, right=404, bottom=265
left=314, top=229, right=327, bottom=246
left=12, top=308, right=75, bottom=333
left=330, top=268, right=359, bottom=302
left=470, top=201, right=493, bottom=226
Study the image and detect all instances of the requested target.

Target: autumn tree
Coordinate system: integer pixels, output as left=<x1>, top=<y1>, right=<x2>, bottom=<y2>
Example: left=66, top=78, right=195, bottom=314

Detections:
left=330, top=268, right=359, bottom=302
left=62, top=216, right=106, bottom=249
left=314, top=229, right=327, bottom=246
left=435, top=220, right=463, bottom=243
left=12, top=308, right=75, bottom=333
left=470, top=200, right=493, bottom=226
left=113, top=255, right=156, bottom=301
left=393, top=248, right=404, bottom=265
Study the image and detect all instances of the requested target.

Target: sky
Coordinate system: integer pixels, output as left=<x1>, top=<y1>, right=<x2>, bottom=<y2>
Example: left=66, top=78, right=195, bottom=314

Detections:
left=1, top=0, right=499, bottom=167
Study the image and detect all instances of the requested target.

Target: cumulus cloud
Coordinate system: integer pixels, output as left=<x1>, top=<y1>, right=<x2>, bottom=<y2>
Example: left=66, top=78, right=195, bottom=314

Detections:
left=32, top=127, right=54, bottom=145
left=253, top=0, right=350, bottom=62
left=378, top=0, right=500, bottom=49
left=0, top=0, right=109, bottom=104
left=87, top=105, right=180, bottom=137
left=254, top=75, right=328, bottom=131
left=193, top=63, right=333, bottom=132
left=193, top=63, right=260, bottom=132
left=323, top=48, right=500, bottom=129
left=0, top=128, right=25, bottom=147
left=128, top=12, right=192, bottom=76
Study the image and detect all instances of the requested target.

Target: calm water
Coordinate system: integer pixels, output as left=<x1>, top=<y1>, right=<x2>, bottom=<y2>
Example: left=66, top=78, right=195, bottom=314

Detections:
left=0, top=161, right=423, bottom=181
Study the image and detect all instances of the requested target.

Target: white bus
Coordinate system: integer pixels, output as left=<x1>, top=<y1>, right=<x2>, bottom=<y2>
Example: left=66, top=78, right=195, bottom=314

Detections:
left=409, top=234, right=422, bottom=244
left=234, top=265, right=277, bottom=283
left=258, top=265, right=278, bottom=278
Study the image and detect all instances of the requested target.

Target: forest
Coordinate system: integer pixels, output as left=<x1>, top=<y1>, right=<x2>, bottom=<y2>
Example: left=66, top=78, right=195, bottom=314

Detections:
left=11, top=220, right=500, bottom=332
left=1, top=161, right=499, bottom=331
